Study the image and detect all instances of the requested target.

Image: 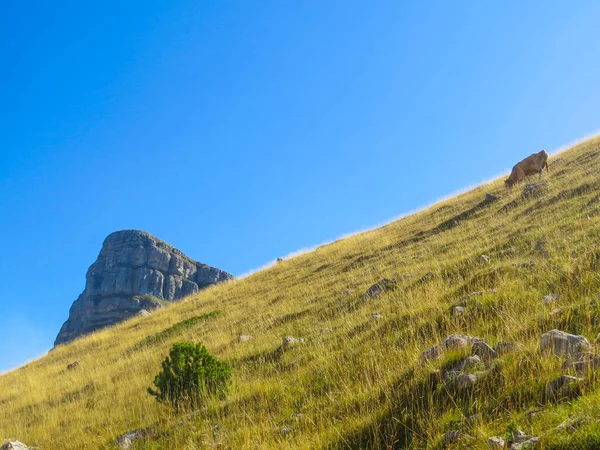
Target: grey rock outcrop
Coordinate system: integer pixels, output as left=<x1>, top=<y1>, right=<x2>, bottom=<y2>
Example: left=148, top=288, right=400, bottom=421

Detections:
left=55, top=230, right=232, bottom=346
left=540, top=330, right=591, bottom=357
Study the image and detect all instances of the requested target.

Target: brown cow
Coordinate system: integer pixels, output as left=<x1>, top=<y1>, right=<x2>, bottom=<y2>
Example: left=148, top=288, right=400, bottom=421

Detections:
left=505, top=150, right=549, bottom=189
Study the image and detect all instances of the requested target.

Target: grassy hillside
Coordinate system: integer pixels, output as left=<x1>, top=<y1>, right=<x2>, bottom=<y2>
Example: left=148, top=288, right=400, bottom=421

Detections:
left=2, top=136, right=600, bottom=449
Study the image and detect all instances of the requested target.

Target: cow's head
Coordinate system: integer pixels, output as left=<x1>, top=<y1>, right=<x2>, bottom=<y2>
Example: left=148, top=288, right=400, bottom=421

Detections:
left=504, top=178, right=513, bottom=189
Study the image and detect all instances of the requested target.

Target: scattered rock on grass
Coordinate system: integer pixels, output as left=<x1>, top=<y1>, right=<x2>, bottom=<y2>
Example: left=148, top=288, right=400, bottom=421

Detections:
left=511, top=430, right=535, bottom=444
left=473, top=341, right=497, bottom=360
left=554, top=415, right=590, bottom=433
left=238, top=335, right=253, bottom=343
left=452, top=306, right=466, bottom=316
left=480, top=255, right=491, bottom=264
left=66, top=361, right=79, bottom=370
left=370, top=312, right=383, bottom=320
left=0, top=442, right=30, bottom=450
left=488, top=436, right=505, bottom=449
left=280, top=427, right=292, bottom=436
left=542, top=293, right=559, bottom=304
left=282, top=336, right=305, bottom=349
left=454, top=355, right=482, bottom=372
left=442, top=430, right=461, bottom=443
left=421, top=345, right=443, bottom=362
left=421, top=334, right=481, bottom=361
left=561, top=352, right=600, bottom=374
left=456, top=372, right=480, bottom=390
left=522, top=182, right=547, bottom=198
left=541, top=330, right=591, bottom=357
left=509, top=436, right=540, bottom=450
left=545, top=375, right=583, bottom=399
left=115, top=429, right=149, bottom=450
left=364, top=278, right=397, bottom=298
left=445, top=334, right=477, bottom=349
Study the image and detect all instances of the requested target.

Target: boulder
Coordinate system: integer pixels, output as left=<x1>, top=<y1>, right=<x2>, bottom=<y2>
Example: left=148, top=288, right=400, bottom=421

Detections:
left=453, top=355, right=482, bottom=372
left=456, top=372, right=480, bottom=390
left=55, top=230, right=233, bottom=346
left=442, top=430, right=461, bottom=443
left=541, top=330, right=591, bottom=357
left=561, top=352, right=600, bottom=374
left=421, top=345, right=443, bottom=362
left=488, top=436, right=505, bottom=449
left=0, top=442, right=30, bottom=450
left=473, top=341, right=497, bottom=360
left=421, top=334, right=480, bottom=361
left=364, top=278, right=397, bottom=298
left=545, top=375, right=582, bottom=398
left=444, top=334, right=474, bottom=349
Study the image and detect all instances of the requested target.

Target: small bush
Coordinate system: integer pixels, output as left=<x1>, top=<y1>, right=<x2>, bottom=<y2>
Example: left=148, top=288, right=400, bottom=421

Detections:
left=148, top=342, right=231, bottom=411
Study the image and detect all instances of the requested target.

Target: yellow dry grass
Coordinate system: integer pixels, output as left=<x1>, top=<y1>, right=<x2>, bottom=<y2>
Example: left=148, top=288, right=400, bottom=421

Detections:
left=2, top=137, right=600, bottom=449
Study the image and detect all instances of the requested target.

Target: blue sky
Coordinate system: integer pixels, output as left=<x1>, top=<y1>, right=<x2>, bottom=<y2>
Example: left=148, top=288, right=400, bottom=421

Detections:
left=2, top=1, right=600, bottom=372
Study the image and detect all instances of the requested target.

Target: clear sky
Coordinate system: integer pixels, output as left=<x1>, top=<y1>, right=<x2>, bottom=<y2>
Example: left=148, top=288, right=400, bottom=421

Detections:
left=2, top=1, right=600, bottom=372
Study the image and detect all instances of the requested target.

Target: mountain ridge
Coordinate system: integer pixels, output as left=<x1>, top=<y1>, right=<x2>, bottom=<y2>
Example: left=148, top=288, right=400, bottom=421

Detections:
left=54, top=229, right=233, bottom=346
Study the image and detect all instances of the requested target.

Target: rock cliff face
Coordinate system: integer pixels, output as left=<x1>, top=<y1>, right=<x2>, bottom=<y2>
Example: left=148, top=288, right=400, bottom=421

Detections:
left=54, top=230, right=233, bottom=346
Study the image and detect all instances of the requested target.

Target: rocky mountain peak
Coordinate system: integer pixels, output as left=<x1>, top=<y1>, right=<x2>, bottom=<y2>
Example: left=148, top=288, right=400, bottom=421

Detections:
left=54, top=230, right=232, bottom=346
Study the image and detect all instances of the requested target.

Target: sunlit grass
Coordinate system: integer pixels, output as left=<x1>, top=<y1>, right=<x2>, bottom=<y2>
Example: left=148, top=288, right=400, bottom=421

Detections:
left=2, top=137, right=600, bottom=448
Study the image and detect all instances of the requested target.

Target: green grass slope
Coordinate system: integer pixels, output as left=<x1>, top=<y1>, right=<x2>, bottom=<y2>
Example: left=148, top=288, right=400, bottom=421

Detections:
left=2, top=136, right=600, bottom=449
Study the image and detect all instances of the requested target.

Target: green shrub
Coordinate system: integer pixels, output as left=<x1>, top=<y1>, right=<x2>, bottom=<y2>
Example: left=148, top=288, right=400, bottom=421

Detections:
left=148, top=342, right=231, bottom=411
